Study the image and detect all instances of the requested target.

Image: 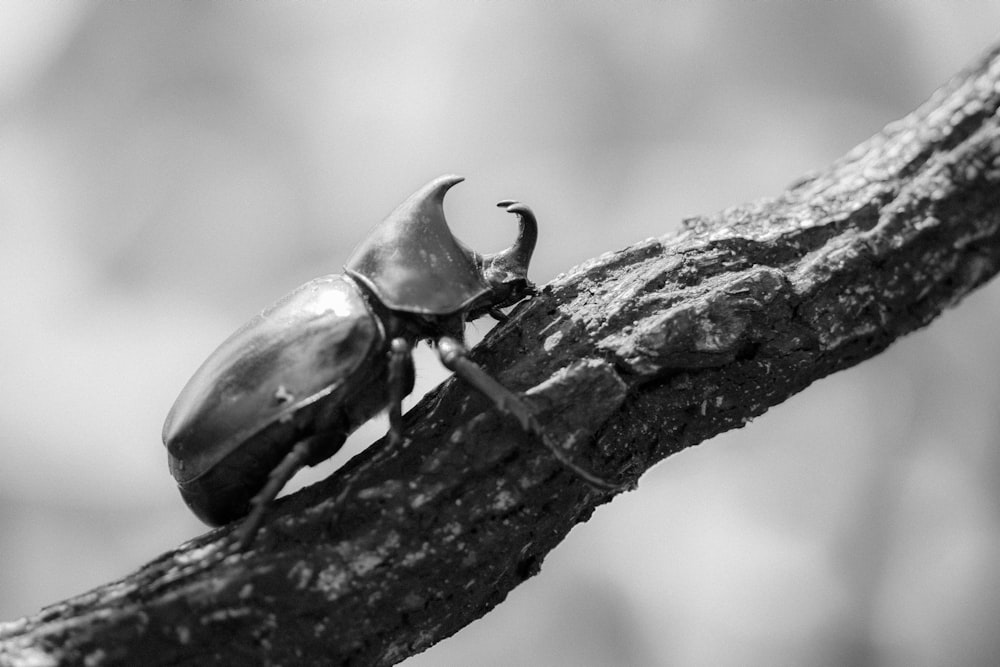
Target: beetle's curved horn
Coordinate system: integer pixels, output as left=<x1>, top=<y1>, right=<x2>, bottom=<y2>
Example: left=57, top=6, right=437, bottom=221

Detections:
left=345, top=174, right=501, bottom=314
left=484, top=200, right=538, bottom=283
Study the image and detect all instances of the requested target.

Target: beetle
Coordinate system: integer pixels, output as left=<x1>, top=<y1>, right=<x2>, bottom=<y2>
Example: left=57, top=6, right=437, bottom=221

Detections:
left=163, top=175, right=609, bottom=548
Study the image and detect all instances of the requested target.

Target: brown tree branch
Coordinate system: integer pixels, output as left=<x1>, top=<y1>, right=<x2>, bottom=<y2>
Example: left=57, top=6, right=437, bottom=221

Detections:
left=3, top=43, right=1000, bottom=667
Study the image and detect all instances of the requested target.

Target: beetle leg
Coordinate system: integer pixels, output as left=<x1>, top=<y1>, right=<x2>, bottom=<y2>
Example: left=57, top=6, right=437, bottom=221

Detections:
left=488, top=307, right=509, bottom=322
left=232, top=438, right=314, bottom=550
left=387, top=337, right=412, bottom=447
left=435, top=336, right=617, bottom=490
left=436, top=336, right=536, bottom=432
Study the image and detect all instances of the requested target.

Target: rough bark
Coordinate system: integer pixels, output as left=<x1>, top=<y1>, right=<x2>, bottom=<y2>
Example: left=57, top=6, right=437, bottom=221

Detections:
left=3, top=43, right=1000, bottom=667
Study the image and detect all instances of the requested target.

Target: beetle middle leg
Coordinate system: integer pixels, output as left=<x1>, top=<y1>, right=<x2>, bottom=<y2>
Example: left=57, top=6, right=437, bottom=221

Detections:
left=435, top=336, right=616, bottom=490
left=386, top=337, right=414, bottom=447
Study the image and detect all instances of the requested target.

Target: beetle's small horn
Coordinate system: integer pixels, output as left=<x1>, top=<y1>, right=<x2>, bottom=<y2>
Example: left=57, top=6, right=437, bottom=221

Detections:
left=485, top=200, right=538, bottom=282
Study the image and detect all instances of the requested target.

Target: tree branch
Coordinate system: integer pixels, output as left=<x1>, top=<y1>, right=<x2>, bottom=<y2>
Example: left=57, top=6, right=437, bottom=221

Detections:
left=4, top=43, right=1000, bottom=667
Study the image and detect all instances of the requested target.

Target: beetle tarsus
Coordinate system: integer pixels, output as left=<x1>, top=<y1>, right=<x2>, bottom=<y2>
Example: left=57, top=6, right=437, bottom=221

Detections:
left=535, top=433, right=621, bottom=491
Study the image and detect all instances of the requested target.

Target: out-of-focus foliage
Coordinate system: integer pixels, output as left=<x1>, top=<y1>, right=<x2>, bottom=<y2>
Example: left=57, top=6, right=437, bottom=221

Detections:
left=1, top=2, right=999, bottom=665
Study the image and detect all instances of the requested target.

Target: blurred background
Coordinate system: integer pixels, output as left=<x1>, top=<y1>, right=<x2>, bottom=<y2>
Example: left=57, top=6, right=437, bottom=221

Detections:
left=2, top=2, right=999, bottom=665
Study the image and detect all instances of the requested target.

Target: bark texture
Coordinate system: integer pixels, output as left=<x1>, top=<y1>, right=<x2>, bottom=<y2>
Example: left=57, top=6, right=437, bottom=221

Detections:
left=3, top=44, right=1000, bottom=667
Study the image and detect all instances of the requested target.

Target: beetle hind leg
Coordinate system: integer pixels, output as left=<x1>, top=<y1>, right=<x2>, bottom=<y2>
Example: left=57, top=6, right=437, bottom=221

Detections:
left=231, top=437, right=315, bottom=550
left=435, top=336, right=617, bottom=491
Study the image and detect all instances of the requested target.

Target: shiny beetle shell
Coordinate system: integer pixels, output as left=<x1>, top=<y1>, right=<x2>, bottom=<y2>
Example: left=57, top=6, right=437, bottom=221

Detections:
left=162, top=275, right=402, bottom=525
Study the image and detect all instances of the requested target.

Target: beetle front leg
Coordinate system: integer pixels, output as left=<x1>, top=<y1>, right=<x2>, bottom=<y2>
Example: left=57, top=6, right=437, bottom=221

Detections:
left=436, top=336, right=617, bottom=490
left=386, top=337, right=413, bottom=447
left=436, top=336, right=537, bottom=433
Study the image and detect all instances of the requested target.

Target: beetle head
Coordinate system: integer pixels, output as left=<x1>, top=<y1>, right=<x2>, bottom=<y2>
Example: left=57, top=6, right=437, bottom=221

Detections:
left=468, top=200, right=538, bottom=318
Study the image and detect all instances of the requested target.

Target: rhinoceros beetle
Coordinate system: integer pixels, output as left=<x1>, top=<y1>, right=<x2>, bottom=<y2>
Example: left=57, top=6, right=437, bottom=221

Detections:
left=163, top=175, right=609, bottom=548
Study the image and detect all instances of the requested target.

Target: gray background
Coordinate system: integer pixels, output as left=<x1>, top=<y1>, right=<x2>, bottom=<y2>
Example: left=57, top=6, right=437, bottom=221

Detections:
left=2, top=2, right=999, bottom=665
